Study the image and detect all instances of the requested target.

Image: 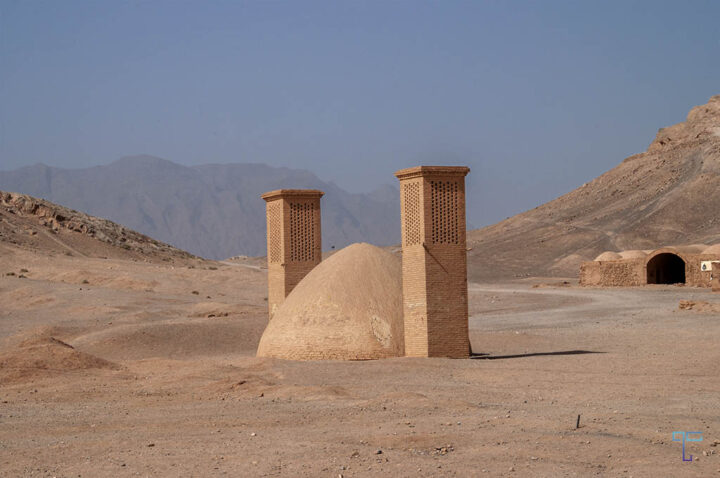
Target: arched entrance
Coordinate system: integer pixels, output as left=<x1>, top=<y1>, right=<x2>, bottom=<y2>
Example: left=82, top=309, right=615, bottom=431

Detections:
left=646, top=253, right=686, bottom=284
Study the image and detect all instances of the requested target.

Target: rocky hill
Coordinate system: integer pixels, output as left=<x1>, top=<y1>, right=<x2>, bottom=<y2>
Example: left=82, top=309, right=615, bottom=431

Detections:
left=0, top=191, right=197, bottom=263
left=0, top=158, right=399, bottom=260
left=467, top=95, right=720, bottom=281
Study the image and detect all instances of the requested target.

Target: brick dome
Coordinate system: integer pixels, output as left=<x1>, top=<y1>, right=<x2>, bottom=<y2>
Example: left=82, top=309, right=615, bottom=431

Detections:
left=256, top=243, right=404, bottom=360
left=702, top=244, right=720, bottom=255
left=594, top=251, right=622, bottom=261
left=619, top=250, right=648, bottom=259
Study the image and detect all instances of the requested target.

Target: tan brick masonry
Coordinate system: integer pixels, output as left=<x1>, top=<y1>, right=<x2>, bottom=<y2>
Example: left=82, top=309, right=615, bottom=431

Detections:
left=261, top=189, right=323, bottom=319
left=395, top=166, right=470, bottom=358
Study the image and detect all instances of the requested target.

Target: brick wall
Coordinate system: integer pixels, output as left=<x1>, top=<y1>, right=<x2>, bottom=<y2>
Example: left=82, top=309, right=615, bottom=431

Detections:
left=579, top=260, right=644, bottom=286
left=579, top=252, right=719, bottom=288
left=713, top=263, right=720, bottom=292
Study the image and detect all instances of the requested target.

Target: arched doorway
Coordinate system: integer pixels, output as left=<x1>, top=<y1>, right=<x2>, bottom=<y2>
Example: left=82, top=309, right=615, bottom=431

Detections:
left=646, top=253, right=686, bottom=284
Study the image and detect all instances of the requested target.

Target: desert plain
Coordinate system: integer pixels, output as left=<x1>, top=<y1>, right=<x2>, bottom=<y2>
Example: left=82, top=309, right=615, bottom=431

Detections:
left=1, top=241, right=718, bottom=478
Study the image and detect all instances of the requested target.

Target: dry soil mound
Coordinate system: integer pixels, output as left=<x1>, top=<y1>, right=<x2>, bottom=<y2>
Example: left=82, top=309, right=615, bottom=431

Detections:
left=678, top=300, right=720, bottom=313
left=0, top=329, right=118, bottom=383
left=256, top=243, right=404, bottom=360
left=70, top=317, right=266, bottom=361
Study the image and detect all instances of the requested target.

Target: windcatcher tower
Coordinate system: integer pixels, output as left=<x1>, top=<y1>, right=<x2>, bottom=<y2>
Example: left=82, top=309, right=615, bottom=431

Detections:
left=261, top=189, right=324, bottom=319
left=395, top=166, right=470, bottom=358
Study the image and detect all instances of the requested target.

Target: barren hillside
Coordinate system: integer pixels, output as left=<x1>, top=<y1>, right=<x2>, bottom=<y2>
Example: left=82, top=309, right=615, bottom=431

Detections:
left=467, top=95, right=720, bottom=281
left=0, top=191, right=198, bottom=264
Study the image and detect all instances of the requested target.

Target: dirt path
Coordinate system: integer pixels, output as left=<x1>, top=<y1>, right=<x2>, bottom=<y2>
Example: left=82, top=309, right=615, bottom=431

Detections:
left=35, top=225, right=88, bottom=257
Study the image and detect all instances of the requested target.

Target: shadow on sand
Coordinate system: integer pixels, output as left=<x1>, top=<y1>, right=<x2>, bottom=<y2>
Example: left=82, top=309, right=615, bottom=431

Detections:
left=470, top=350, right=604, bottom=360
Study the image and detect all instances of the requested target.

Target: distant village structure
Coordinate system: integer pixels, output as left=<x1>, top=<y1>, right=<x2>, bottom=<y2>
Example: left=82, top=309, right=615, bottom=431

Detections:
left=261, top=189, right=324, bottom=319
left=580, top=244, right=720, bottom=288
left=259, top=165, right=472, bottom=360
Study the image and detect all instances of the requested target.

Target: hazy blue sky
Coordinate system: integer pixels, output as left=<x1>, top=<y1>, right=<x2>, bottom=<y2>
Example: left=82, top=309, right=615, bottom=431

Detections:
left=1, top=0, right=719, bottom=227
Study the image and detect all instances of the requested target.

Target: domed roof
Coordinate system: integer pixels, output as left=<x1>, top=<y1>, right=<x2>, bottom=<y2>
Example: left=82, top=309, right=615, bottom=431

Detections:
left=594, top=251, right=622, bottom=261
left=702, top=243, right=720, bottom=255
left=257, top=243, right=404, bottom=360
left=619, top=250, right=648, bottom=259
left=673, top=244, right=708, bottom=254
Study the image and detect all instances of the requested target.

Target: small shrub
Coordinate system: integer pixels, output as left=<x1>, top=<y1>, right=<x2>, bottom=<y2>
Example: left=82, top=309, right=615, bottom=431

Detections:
left=6, top=272, right=15, bottom=276
left=191, top=290, right=199, bottom=295
left=208, top=266, right=218, bottom=270
left=82, top=279, right=89, bottom=284
left=19, top=269, right=28, bottom=273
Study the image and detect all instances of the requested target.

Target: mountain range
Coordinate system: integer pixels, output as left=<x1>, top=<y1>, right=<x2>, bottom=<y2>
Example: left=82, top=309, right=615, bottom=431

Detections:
left=0, top=157, right=399, bottom=259
left=2, top=95, right=719, bottom=277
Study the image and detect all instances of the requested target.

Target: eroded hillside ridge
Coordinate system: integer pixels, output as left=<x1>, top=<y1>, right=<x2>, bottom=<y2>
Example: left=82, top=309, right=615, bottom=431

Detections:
left=467, top=95, right=720, bottom=281
left=648, top=95, right=720, bottom=152
left=0, top=190, right=195, bottom=260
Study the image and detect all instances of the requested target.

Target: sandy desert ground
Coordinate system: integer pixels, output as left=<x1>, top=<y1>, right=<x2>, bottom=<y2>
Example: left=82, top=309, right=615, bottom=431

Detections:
left=1, top=244, right=719, bottom=477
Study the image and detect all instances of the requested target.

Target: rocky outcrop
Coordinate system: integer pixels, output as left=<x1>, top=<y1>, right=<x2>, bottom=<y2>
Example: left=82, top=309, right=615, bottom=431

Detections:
left=649, top=95, right=720, bottom=152
left=0, top=190, right=195, bottom=260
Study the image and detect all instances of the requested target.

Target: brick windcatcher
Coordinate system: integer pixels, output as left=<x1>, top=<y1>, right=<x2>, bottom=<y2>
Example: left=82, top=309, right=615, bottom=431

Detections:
left=395, top=166, right=470, bottom=358
left=261, top=189, right=324, bottom=319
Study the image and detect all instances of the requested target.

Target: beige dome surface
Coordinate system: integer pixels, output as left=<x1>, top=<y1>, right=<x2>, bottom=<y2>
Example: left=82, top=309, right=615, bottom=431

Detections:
left=594, top=251, right=622, bottom=261
left=702, top=244, right=720, bottom=255
left=673, top=244, right=708, bottom=254
left=619, top=250, right=647, bottom=259
left=256, top=243, right=404, bottom=360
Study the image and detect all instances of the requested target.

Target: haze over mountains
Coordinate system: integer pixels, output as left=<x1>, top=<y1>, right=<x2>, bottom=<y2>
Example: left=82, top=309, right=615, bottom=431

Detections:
left=2, top=96, right=718, bottom=277
left=0, top=158, right=399, bottom=259
left=467, top=95, right=720, bottom=281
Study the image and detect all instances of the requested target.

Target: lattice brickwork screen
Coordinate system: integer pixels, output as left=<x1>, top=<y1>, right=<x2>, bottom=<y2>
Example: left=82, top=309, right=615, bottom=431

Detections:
left=267, top=201, right=282, bottom=263
left=289, top=202, right=315, bottom=261
left=403, top=182, right=421, bottom=246
left=430, top=180, right=460, bottom=244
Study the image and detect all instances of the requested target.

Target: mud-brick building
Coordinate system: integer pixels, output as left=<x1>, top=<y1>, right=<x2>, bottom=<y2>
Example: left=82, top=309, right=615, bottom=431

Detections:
left=580, top=244, right=720, bottom=288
